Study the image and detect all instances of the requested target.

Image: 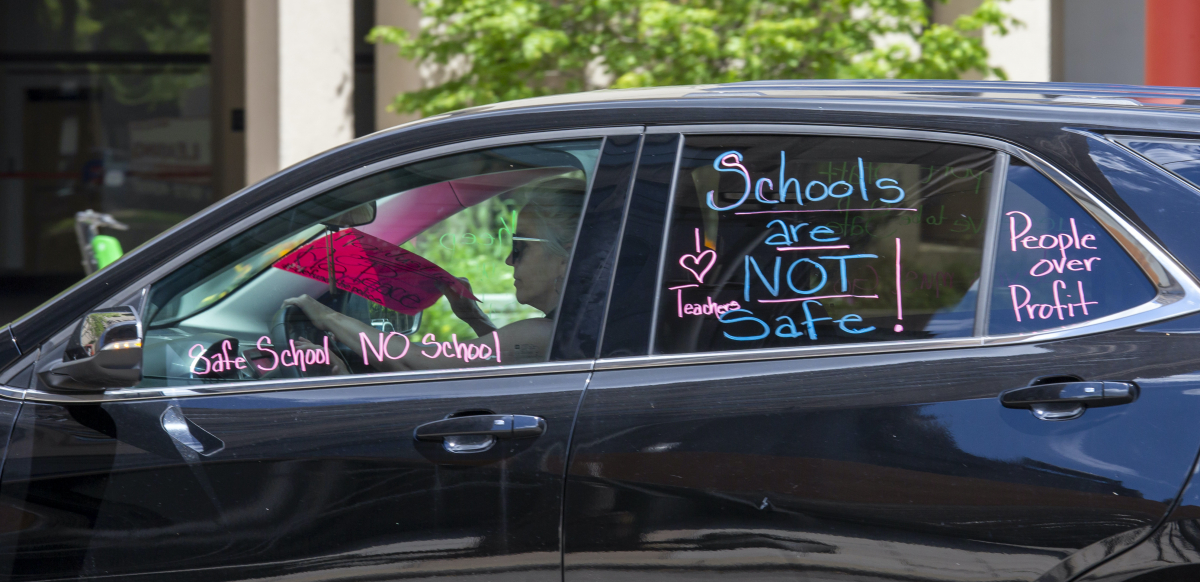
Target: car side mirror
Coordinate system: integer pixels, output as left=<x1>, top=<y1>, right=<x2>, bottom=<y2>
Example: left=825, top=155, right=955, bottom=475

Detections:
left=39, top=306, right=143, bottom=392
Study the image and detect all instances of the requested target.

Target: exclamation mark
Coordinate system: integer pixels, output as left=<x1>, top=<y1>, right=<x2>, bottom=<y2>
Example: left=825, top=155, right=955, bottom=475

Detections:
left=894, top=237, right=904, bottom=333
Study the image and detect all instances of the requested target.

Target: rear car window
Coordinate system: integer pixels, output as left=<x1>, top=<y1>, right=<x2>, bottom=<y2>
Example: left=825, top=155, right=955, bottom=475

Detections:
left=653, top=134, right=994, bottom=355
left=987, top=160, right=1156, bottom=335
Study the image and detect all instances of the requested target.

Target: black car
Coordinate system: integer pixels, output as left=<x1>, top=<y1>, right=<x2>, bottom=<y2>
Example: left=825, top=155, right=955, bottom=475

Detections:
left=5, top=80, right=1200, bottom=582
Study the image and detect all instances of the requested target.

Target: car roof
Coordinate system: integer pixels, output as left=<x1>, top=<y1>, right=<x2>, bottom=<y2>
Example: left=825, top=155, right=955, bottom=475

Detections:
left=388, top=80, right=1200, bottom=128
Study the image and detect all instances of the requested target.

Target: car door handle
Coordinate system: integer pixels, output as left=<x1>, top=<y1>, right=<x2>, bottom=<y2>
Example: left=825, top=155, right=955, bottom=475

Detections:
left=414, top=414, right=546, bottom=442
left=1000, top=381, right=1138, bottom=420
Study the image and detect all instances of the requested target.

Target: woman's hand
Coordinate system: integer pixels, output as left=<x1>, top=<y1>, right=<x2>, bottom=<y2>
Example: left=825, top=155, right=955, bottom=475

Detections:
left=282, top=294, right=339, bottom=331
left=440, top=278, right=498, bottom=337
left=295, top=336, right=349, bottom=375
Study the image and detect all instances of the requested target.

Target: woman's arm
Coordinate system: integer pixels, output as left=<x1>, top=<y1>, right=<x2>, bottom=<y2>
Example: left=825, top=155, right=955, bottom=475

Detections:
left=283, top=294, right=412, bottom=371
left=440, top=278, right=498, bottom=337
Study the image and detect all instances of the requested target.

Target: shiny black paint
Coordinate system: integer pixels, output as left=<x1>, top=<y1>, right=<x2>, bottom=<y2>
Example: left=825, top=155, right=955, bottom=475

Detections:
left=1065, top=131, right=1200, bottom=279
left=1078, top=490, right=1200, bottom=582
left=1056, top=316, right=1200, bottom=582
left=600, top=134, right=679, bottom=359
left=564, top=324, right=1200, bottom=581
left=553, top=134, right=643, bottom=361
left=12, top=81, right=1200, bottom=370
left=0, top=328, right=17, bottom=372
left=0, top=373, right=586, bottom=580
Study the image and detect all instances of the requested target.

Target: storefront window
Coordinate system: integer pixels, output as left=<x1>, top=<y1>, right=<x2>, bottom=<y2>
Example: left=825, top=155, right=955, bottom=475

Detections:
left=0, top=0, right=212, bottom=322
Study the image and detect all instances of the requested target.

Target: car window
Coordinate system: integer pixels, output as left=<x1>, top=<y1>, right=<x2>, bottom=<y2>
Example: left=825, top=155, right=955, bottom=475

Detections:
left=140, top=139, right=602, bottom=387
left=653, top=134, right=994, bottom=355
left=1113, top=135, right=1200, bottom=190
left=987, top=160, right=1156, bottom=335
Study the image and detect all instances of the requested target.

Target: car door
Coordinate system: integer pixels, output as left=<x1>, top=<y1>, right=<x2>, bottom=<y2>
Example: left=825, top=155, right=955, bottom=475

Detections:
left=0, top=129, right=642, bottom=581
left=564, top=126, right=1200, bottom=582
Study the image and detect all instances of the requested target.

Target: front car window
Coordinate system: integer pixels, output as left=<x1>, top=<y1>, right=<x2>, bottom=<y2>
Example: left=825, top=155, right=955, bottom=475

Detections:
left=654, top=134, right=994, bottom=354
left=140, top=139, right=601, bottom=387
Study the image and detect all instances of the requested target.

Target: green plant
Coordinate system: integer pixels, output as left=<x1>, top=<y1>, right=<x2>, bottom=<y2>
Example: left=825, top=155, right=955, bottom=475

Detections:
left=370, top=0, right=1015, bottom=116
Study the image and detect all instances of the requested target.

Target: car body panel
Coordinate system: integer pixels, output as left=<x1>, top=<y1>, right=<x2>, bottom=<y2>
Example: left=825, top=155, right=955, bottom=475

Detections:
left=0, top=373, right=587, bottom=581
left=0, top=328, right=18, bottom=373
left=564, top=322, right=1200, bottom=582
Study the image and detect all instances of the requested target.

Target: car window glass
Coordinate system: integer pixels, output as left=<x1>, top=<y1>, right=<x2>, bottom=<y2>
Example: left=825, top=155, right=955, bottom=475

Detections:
left=988, top=160, right=1156, bottom=335
left=1113, top=136, right=1200, bottom=190
left=140, top=139, right=601, bottom=387
left=654, top=134, right=994, bottom=355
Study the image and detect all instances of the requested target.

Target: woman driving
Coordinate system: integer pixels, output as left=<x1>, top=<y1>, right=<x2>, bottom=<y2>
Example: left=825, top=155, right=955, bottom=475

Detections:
left=283, top=180, right=584, bottom=373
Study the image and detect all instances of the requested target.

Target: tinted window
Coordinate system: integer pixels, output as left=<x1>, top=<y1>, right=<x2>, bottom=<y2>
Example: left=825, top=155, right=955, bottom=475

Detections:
left=654, top=135, right=994, bottom=355
left=1114, top=136, right=1200, bottom=190
left=987, top=161, right=1156, bottom=335
left=141, top=139, right=601, bottom=386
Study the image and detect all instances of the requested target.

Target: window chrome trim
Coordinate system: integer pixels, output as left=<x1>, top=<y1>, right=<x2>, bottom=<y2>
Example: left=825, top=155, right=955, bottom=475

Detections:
left=17, top=127, right=639, bottom=404
left=24, top=360, right=595, bottom=404
left=593, top=123, right=1200, bottom=373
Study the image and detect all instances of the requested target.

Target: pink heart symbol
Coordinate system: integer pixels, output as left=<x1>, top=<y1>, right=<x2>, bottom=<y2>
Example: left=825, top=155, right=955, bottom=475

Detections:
left=679, top=250, right=717, bottom=283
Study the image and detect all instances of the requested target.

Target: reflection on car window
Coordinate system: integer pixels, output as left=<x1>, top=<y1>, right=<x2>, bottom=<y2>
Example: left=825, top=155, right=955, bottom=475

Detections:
left=654, top=134, right=994, bottom=355
left=987, top=161, right=1156, bottom=335
left=140, top=139, right=601, bottom=387
left=1114, top=135, right=1200, bottom=190
left=153, top=225, right=322, bottom=325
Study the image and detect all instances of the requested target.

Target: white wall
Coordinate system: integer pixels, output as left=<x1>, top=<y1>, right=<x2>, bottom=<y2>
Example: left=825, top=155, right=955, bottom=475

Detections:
left=375, top=0, right=422, bottom=131
left=245, top=0, right=354, bottom=185
left=984, top=0, right=1054, bottom=82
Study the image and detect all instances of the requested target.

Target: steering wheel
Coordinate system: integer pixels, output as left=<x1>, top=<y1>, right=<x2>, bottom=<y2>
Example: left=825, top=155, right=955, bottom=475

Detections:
left=269, top=305, right=332, bottom=378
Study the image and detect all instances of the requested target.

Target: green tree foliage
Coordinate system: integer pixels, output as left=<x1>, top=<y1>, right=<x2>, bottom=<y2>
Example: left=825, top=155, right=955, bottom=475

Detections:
left=370, top=0, right=1015, bottom=116
left=401, top=196, right=540, bottom=340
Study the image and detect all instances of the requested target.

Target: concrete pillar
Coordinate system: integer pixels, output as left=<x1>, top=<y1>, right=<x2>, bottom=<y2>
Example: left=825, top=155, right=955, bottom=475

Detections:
left=983, top=0, right=1055, bottom=82
left=1061, top=0, right=1144, bottom=84
left=245, top=0, right=354, bottom=185
left=1146, top=0, right=1200, bottom=87
left=375, top=0, right=422, bottom=131
left=929, top=0, right=1057, bottom=83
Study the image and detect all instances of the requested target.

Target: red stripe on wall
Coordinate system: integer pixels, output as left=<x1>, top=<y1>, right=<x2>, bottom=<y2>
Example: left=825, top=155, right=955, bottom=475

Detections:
left=1146, top=0, right=1200, bottom=87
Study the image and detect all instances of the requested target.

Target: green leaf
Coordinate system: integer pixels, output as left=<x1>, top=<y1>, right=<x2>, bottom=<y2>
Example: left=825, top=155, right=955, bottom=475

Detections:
left=370, top=0, right=1015, bottom=115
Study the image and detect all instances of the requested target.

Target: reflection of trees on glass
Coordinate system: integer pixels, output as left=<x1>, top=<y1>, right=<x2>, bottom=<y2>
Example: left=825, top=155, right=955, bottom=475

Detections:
left=35, top=0, right=210, bottom=107
left=400, top=196, right=542, bottom=339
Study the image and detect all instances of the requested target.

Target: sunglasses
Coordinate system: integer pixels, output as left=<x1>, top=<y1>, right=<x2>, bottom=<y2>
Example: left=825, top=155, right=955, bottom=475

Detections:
left=512, top=236, right=549, bottom=262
